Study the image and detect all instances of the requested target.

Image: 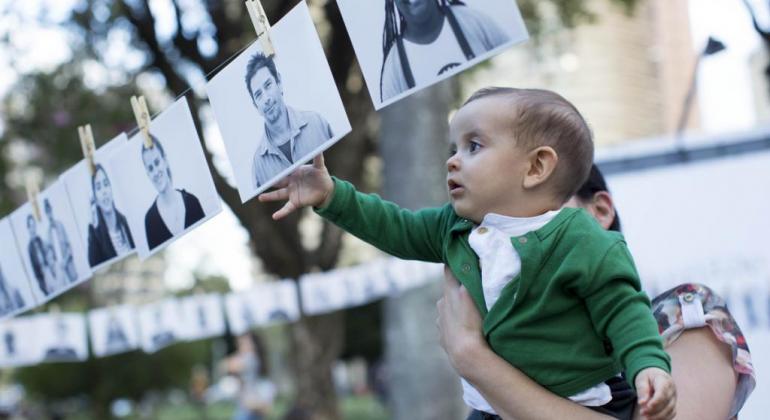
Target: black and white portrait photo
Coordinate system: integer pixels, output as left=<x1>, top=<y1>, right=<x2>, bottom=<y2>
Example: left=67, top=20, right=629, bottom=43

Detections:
left=63, top=135, right=135, bottom=271
left=109, top=97, right=222, bottom=259
left=138, top=299, right=182, bottom=353
left=38, top=314, right=89, bottom=363
left=179, top=294, right=226, bottom=341
left=88, top=305, right=140, bottom=357
left=336, top=0, right=528, bottom=108
left=10, top=182, right=91, bottom=303
left=224, top=292, right=258, bottom=335
left=0, top=218, right=37, bottom=319
left=0, top=317, right=41, bottom=368
left=251, top=280, right=300, bottom=326
left=300, top=272, right=349, bottom=316
left=206, top=2, right=351, bottom=202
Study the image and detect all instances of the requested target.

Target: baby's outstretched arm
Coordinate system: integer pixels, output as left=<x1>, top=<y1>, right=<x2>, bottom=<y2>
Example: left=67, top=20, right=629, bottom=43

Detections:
left=258, top=154, right=334, bottom=220
left=635, top=367, right=677, bottom=420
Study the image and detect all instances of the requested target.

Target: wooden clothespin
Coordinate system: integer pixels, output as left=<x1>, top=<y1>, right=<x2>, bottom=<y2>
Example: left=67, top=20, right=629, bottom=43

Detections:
left=26, top=175, right=41, bottom=222
left=78, top=124, right=97, bottom=175
left=245, top=0, right=275, bottom=57
left=130, top=95, right=153, bottom=148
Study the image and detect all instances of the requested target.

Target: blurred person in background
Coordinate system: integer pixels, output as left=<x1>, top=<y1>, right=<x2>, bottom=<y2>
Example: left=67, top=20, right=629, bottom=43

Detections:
left=223, top=332, right=274, bottom=420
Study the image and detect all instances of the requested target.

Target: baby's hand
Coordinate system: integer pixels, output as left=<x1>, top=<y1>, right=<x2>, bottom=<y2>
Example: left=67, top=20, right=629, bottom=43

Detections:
left=635, top=367, right=676, bottom=420
left=258, top=154, right=334, bottom=220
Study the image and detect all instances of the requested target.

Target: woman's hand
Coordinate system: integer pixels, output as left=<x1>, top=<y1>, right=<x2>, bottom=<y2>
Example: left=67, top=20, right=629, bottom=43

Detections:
left=436, top=266, right=486, bottom=376
left=258, top=154, right=334, bottom=220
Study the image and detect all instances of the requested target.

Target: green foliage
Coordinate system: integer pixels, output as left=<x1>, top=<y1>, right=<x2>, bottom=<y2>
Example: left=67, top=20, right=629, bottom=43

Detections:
left=0, top=59, right=139, bottom=213
left=519, top=0, right=640, bottom=37
left=16, top=338, right=218, bottom=417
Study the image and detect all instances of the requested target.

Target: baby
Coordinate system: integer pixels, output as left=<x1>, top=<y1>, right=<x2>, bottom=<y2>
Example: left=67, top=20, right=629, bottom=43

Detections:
left=260, top=87, right=675, bottom=419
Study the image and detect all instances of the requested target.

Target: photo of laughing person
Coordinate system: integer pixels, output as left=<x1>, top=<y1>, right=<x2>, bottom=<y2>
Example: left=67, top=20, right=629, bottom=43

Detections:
left=336, top=0, right=527, bottom=108
left=379, top=0, right=508, bottom=101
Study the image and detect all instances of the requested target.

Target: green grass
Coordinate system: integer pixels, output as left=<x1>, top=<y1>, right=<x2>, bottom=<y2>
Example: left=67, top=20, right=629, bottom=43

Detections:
left=68, top=395, right=389, bottom=420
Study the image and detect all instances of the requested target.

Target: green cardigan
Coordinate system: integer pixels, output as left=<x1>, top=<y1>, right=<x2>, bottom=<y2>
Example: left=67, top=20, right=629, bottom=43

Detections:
left=317, top=178, right=670, bottom=397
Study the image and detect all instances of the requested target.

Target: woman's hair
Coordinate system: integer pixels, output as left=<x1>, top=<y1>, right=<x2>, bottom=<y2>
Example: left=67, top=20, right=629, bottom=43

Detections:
left=90, top=164, right=131, bottom=246
left=90, top=164, right=111, bottom=205
left=575, top=164, right=621, bottom=232
left=141, top=134, right=173, bottom=184
left=379, top=0, right=464, bottom=98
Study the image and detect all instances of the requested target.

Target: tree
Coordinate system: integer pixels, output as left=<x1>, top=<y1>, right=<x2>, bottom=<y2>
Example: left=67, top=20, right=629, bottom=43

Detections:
left=0, top=0, right=639, bottom=418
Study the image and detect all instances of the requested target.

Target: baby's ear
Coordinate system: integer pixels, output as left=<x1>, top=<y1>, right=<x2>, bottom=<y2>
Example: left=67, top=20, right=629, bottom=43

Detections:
left=523, top=146, right=558, bottom=189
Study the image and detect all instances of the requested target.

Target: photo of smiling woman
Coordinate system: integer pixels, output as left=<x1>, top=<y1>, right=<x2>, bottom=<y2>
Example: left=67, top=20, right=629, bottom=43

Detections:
left=141, top=134, right=204, bottom=251
left=87, top=164, right=135, bottom=266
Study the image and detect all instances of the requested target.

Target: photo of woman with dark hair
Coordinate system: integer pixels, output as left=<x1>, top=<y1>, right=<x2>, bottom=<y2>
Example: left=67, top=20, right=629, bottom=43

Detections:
left=87, top=163, right=135, bottom=267
left=141, top=134, right=204, bottom=251
left=379, top=0, right=508, bottom=101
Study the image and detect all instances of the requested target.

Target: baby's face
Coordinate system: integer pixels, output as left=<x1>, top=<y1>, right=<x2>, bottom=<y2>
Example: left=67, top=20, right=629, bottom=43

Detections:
left=446, top=96, right=530, bottom=222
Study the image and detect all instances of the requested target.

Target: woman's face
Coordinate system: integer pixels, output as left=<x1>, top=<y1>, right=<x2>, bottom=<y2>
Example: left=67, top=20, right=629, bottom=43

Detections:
left=93, top=168, right=114, bottom=212
left=142, top=146, right=171, bottom=194
left=563, top=191, right=615, bottom=231
left=395, top=0, right=439, bottom=24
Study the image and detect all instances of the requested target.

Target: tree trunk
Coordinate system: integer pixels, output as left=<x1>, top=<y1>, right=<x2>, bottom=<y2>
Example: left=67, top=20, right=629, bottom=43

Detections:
left=288, top=311, right=346, bottom=420
left=380, top=81, right=466, bottom=420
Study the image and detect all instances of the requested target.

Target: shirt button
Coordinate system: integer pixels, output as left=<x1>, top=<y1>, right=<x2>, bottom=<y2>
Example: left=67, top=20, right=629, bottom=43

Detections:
left=518, top=237, right=528, bottom=244
left=477, top=227, right=488, bottom=234
left=461, top=263, right=471, bottom=273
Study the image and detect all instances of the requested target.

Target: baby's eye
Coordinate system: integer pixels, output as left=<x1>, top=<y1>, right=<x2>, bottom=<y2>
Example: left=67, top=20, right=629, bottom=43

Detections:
left=448, top=146, right=457, bottom=158
left=469, top=141, right=482, bottom=153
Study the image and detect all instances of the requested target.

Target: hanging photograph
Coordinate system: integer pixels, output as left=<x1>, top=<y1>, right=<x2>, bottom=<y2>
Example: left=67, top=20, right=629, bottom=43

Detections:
left=137, top=299, right=183, bottom=353
left=250, top=280, right=300, bottom=325
left=36, top=313, right=89, bottom=363
left=88, top=305, right=141, bottom=357
left=179, top=293, right=226, bottom=341
left=300, top=272, right=349, bottom=316
left=109, top=97, right=222, bottom=259
left=224, top=291, right=260, bottom=335
left=336, top=0, right=528, bottom=109
left=9, top=181, right=92, bottom=304
left=0, top=218, right=38, bottom=319
left=62, top=134, right=135, bottom=272
left=0, top=317, right=42, bottom=368
left=206, top=1, right=351, bottom=203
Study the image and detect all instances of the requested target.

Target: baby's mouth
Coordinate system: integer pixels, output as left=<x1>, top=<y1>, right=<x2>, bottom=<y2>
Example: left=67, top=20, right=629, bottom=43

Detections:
left=447, top=179, right=464, bottom=193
